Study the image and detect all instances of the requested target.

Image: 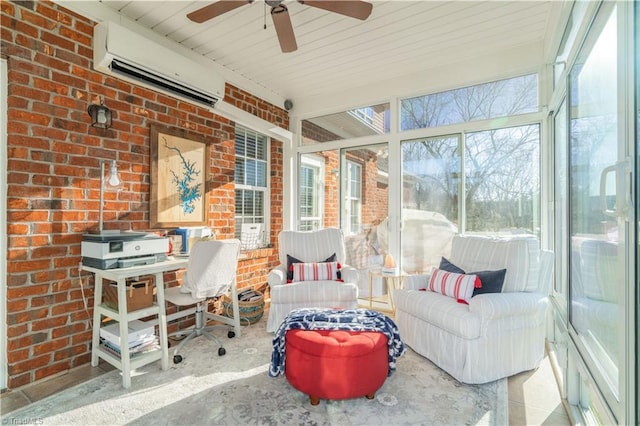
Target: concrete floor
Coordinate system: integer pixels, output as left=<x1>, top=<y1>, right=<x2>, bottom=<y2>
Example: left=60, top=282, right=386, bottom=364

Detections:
left=508, top=355, right=572, bottom=425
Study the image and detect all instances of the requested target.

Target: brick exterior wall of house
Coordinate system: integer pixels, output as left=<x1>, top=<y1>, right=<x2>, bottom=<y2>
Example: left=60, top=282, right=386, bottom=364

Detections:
left=1, top=0, right=285, bottom=389
left=301, top=121, right=388, bottom=231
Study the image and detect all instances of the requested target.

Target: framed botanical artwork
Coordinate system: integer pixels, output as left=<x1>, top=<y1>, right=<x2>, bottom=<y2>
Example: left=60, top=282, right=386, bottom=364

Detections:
left=150, top=125, right=210, bottom=228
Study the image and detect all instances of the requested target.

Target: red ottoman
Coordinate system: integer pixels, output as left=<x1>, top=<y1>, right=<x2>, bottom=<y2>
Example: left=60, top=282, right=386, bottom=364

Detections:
left=284, top=329, right=389, bottom=405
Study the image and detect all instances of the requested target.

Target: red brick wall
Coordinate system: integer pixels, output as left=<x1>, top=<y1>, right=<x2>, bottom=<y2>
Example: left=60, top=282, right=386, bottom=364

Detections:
left=1, top=0, right=286, bottom=388
left=300, top=119, right=388, bottom=231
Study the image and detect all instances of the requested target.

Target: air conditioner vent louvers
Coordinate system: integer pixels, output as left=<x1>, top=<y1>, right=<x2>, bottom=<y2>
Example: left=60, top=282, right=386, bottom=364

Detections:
left=93, top=21, right=224, bottom=110
left=110, top=60, right=218, bottom=108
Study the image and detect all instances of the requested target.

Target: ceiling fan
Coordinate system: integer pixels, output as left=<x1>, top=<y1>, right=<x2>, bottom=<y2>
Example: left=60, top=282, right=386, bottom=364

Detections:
left=187, top=0, right=373, bottom=53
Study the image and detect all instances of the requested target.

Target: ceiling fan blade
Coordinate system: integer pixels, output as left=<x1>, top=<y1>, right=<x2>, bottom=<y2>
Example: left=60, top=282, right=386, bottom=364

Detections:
left=187, top=1, right=251, bottom=24
left=271, top=5, right=297, bottom=53
left=298, top=0, right=372, bottom=20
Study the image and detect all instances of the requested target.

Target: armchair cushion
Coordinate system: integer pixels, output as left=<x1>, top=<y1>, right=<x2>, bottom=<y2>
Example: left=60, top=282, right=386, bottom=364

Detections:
left=395, top=290, right=481, bottom=339
left=468, top=292, right=548, bottom=322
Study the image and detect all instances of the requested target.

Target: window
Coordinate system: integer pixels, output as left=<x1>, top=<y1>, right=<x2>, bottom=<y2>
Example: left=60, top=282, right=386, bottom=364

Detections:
left=299, top=154, right=324, bottom=231
left=350, top=107, right=374, bottom=126
left=400, top=124, right=540, bottom=273
left=301, top=102, right=390, bottom=145
left=234, top=125, right=268, bottom=246
left=343, top=160, right=362, bottom=235
left=401, top=135, right=461, bottom=272
left=553, top=100, right=568, bottom=303
left=400, top=74, right=538, bottom=131
left=465, top=124, right=540, bottom=234
left=568, top=3, right=621, bottom=408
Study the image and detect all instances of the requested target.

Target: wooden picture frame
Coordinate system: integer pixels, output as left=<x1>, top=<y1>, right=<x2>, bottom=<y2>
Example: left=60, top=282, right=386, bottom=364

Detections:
left=150, top=125, right=210, bottom=228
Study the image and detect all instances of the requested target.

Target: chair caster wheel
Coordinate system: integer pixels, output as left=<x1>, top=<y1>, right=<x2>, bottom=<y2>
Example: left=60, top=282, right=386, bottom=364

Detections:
left=173, top=355, right=183, bottom=364
left=218, top=347, right=226, bottom=356
left=228, top=331, right=235, bottom=338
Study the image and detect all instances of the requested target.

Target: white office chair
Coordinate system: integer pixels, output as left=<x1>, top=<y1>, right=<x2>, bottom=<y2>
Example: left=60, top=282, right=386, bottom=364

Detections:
left=165, top=239, right=241, bottom=364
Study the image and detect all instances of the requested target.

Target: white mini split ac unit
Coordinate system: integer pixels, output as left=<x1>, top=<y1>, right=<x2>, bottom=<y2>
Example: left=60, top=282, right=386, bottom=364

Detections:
left=93, top=21, right=224, bottom=109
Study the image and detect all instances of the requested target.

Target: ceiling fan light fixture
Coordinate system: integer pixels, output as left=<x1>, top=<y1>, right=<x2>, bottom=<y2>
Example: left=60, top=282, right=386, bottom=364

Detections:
left=270, top=3, right=287, bottom=14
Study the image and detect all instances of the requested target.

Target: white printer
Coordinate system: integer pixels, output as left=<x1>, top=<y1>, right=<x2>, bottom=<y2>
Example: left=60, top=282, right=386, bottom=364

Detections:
left=81, top=231, right=169, bottom=269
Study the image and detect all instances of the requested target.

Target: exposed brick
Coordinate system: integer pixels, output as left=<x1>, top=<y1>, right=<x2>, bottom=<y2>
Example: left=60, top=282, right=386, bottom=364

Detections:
left=54, top=345, right=86, bottom=362
left=34, top=361, right=72, bottom=381
left=9, top=353, right=51, bottom=375
left=2, top=0, right=286, bottom=390
left=56, top=47, right=89, bottom=67
left=54, top=322, right=88, bottom=339
left=5, top=300, right=28, bottom=315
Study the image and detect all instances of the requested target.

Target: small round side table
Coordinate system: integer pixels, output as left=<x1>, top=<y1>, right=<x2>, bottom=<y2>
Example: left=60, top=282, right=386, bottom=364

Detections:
left=368, top=269, right=407, bottom=313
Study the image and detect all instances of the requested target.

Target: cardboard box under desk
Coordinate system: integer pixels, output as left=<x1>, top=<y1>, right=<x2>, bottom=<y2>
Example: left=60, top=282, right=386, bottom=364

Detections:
left=103, top=279, right=155, bottom=312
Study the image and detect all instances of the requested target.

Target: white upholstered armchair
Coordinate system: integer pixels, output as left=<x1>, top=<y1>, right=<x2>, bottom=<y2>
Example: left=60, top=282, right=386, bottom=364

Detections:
left=394, top=235, right=553, bottom=384
left=266, top=228, right=360, bottom=332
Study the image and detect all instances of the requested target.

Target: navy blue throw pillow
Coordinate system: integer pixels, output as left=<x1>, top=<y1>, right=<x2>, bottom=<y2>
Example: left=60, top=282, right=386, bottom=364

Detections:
left=471, top=269, right=506, bottom=296
left=439, top=257, right=465, bottom=274
left=439, top=257, right=506, bottom=297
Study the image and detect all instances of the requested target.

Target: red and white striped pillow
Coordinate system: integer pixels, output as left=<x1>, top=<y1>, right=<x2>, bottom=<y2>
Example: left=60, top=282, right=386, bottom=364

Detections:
left=291, top=261, right=341, bottom=282
left=428, top=267, right=481, bottom=304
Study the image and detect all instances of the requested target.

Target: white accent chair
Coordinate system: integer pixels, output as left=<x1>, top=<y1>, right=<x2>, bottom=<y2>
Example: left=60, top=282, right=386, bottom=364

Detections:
left=266, top=228, right=360, bottom=332
left=394, top=234, right=553, bottom=384
left=165, top=239, right=242, bottom=364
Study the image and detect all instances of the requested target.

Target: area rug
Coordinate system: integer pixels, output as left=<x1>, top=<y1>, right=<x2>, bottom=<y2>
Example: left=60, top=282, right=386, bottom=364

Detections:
left=3, top=318, right=507, bottom=425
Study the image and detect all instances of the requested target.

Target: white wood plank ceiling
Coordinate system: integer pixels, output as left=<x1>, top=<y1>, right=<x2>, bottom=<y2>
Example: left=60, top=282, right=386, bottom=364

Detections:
left=62, top=1, right=562, bottom=114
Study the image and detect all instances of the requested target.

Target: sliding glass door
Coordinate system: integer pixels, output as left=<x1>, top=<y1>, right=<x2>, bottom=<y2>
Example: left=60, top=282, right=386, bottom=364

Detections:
left=566, top=3, right=636, bottom=421
left=400, top=135, right=460, bottom=273
left=340, top=144, right=389, bottom=304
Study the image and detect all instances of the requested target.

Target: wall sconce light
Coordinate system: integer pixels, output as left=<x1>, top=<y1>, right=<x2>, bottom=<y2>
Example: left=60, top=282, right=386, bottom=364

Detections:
left=87, top=99, right=112, bottom=129
left=98, top=160, right=122, bottom=236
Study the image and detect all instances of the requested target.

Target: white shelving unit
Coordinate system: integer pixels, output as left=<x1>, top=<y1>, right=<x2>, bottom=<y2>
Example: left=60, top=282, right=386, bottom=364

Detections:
left=82, top=258, right=189, bottom=388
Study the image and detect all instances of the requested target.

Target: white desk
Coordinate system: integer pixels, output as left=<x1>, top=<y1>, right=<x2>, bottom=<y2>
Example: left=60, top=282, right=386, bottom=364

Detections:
left=82, top=257, right=189, bottom=388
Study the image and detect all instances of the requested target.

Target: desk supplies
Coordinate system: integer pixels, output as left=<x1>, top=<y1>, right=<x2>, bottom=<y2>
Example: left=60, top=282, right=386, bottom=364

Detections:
left=103, top=280, right=154, bottom=311
left=173, top=226, right=213, bottom=254
left=83, top=257, right=189, bottom=388
left=99, top=320, right=155, bottom=345
left=100, top=320, right=159, bottom=358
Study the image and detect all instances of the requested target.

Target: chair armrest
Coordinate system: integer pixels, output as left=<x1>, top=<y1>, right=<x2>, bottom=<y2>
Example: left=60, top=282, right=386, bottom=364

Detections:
left=403, top=273, right=429, bottom=290
left=267, top=264, right=287, bottom=286
left=340, top=265, right=360, bottom=283
left=469, top=292, right=548, bottom=322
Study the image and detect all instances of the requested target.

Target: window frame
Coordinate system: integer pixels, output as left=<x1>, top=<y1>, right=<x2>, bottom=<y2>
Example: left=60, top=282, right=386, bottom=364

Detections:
left=299, top=154, right=325, bottom=231
left=234, top=125, right=270, bottom=247
left=343, top=159, right=363, bottom=235
left=399, top=73, right=539, bottom=132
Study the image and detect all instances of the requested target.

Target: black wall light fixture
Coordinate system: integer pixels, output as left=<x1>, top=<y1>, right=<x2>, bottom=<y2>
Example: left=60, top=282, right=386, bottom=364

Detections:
left=87, top=98, right=112, bottom=129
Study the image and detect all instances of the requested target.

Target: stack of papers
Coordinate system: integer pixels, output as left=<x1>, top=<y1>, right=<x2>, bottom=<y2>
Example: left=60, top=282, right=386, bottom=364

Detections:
left=99, top=320, right=159, bottom=357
